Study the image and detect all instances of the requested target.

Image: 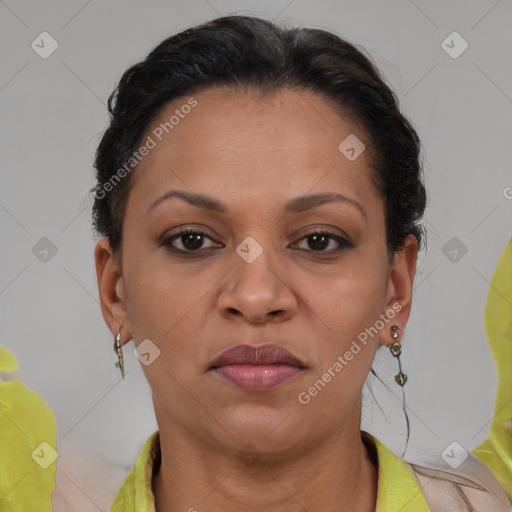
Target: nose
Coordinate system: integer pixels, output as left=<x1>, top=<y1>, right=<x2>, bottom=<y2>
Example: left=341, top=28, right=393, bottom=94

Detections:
left=217, top=244, right=297, bottom=324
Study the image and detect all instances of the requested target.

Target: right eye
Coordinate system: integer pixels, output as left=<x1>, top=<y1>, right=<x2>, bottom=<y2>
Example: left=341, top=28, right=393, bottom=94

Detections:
left=160, top=227, right=224, bottom=254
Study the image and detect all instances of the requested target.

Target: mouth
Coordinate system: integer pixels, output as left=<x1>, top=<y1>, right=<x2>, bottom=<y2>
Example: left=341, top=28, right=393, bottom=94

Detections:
left=209, top=343, right=306, bottom=392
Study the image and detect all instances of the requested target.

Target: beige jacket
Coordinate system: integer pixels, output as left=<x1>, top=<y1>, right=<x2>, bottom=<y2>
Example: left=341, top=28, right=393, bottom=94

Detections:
left=409, top=450, right=511, bottom=511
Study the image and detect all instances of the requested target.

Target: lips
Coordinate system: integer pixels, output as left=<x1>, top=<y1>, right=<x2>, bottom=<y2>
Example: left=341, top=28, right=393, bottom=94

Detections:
left=209, top=344, right=306, bottom=392
left=209, top=344, right=306, bottom=369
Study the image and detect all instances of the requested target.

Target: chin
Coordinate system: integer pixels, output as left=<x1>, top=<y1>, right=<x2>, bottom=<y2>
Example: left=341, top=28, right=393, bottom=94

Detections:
left=210, top=403, right=308, bottom=456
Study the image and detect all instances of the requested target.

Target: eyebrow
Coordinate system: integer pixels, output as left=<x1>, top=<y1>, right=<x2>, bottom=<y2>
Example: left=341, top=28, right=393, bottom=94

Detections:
left=148, top=189, right=366, bottom=220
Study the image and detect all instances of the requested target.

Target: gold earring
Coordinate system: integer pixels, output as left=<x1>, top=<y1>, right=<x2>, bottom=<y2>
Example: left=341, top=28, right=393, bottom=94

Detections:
left=389, top=324, right=407, bottom=386
left=114, top=329, right=125, bottom=379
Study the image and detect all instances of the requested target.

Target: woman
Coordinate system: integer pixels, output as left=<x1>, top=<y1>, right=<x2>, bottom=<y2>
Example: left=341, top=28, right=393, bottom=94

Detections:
left=90, top=15, right=511, bottom=512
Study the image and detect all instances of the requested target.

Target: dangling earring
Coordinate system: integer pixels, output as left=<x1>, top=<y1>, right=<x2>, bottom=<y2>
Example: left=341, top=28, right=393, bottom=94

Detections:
left=389, top=324, right=410, bottom=459
left=114, top=329, right=125, bottom=379
left=389, top=324, right=407, bottom=386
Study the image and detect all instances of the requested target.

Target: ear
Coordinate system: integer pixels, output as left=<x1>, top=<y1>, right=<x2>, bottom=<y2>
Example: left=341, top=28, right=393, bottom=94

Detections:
left=379, top=234, right=418, bottom=345
left=94, top=237, right=132, bottom=346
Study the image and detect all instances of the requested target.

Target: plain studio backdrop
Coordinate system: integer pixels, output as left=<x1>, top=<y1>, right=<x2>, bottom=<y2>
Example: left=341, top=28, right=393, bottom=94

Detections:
left=1, top=0, right=511, bottom=510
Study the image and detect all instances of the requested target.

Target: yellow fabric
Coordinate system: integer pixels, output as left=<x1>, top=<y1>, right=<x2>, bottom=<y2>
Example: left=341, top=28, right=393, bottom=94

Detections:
left=473, top=239, right=512, bottom=501
left=109, top=429, right=431, bottom=512
left=109, top=430, right=160, bottom=512
left=0, top=346, right=57, bottom=512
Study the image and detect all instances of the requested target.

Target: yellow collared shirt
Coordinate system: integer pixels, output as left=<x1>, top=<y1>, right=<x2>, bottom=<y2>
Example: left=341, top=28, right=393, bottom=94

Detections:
left=108, top=429, right=431, bottom=512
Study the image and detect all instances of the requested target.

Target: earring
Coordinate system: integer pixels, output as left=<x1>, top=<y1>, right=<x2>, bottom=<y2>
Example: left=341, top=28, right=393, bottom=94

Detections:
left=389, top=324, right=407, bottom=386
left=114, top=329, right=125, bottom=379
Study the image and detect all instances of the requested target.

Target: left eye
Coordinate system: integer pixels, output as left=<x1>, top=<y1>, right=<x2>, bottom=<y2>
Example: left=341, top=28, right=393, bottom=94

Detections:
left=293, top=230, right=351, bottom=252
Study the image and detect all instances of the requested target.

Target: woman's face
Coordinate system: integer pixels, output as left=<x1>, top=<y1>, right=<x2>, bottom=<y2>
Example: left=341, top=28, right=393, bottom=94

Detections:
left=96, top=87, right=416, bottom=456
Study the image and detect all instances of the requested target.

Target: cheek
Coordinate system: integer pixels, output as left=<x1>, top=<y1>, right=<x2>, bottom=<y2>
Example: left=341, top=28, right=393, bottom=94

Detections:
left=294, top=275, right=385, bottom=418
left=126, top=270, right=204, bottom=343
left=121, top=230, right=201, bottom=333
left=122, top=250, right=224, bottom=379
left=294, top=258, right=388, bottom=383
left=298, top=255, right=388, bottom=335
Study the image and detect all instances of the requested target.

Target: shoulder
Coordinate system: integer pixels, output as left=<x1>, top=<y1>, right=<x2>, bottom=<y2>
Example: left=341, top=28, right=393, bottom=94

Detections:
left=407, top=452, right=512, bottom=512
left=363, top=431, right=511, bottom=512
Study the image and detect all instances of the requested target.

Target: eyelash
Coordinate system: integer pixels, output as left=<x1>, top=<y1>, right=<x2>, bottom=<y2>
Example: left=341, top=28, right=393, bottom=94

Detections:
left=160, top=227, right=352, bottom=255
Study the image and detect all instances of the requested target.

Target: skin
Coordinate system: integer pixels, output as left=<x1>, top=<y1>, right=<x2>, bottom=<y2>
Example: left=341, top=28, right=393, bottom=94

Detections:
left=95, top=86, right=418, bottom=512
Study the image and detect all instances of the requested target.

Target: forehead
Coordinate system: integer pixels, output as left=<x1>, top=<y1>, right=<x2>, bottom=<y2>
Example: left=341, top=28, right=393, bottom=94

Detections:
left=126, top=86, right=378, bottom=213
left=143, top=86, right=368, bottom=159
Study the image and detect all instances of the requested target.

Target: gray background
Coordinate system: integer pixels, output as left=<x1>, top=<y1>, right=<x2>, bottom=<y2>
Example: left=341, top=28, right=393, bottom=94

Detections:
left=1, top=0, right=511, bottom=509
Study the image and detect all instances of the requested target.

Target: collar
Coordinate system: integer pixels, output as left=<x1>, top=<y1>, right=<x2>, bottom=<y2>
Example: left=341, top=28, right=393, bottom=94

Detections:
left=109, top=429, right=430, bottom=512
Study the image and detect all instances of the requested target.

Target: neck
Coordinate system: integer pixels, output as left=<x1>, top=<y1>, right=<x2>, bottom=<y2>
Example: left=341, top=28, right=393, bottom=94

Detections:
left=152, top=415, right=378, bottom=512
